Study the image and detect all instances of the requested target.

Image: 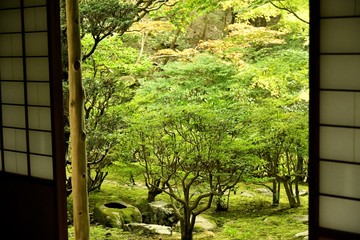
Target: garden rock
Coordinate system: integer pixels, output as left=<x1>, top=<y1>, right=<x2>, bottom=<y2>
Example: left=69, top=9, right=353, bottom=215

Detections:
left=142, top=201, right=179, bottom=227
left=93, top=201, right=142, bottom=228
left=293, top=189, right=308, bottom=196
left=240, top=191, right=254, bottom=197
left=299, top=189, right=308, bottom=196
left=174, top=215, right=216, bottom=233
left=124, top=223, right=172, bottom=235
left=256, top=188, right=272, bottom=196
left=294, top=230, right=308, bottom=239
left=194, top=215, right=216, bottom=232
left=294, top=215, right=308, bottom=223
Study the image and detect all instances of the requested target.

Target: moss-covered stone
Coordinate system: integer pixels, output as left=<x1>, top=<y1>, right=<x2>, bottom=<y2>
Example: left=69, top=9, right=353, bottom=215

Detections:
left=93, top=201, right=142, bottom=229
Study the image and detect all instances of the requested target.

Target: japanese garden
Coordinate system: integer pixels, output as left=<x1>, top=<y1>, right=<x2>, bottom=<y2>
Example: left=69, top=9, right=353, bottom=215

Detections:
left=63, top=0, right=309, bottom=239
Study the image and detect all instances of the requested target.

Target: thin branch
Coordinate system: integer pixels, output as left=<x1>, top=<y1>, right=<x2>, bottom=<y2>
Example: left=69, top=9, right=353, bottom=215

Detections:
left=190, top=192, right=212, bottom=212
left=269, top=1, right=309, bottom=24
left=193, top=194, right=214, bottom=216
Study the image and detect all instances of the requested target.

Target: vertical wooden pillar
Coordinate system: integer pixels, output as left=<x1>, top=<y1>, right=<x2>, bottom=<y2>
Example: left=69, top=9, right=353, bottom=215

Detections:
left=65, top=0, right=90, bottom=239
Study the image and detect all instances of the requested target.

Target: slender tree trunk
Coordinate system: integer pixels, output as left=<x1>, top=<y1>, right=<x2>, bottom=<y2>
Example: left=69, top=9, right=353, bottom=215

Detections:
left=135, top=32, right=148, bottom=64
left=66, top=0, right=90, bottom=239
left=161, top=28, right=181, bottom=65
left=297, top=152, right=305, bottom=182
left=199, top=17, right=208, bottom=41
left=272, top=178, right=280, bottom=206
left=283, top=177, right=300, bottom=208
left=180, top=209, right=195, bottom=240
left=215, top=191, right=229, bottom=211
left=170, top=28, right=181, bottom=50
left=295, top=177, right=301, bottom=204
left=146, top=178, right=163, bottom=202
left=293, top=149, right=303, bottom=205
left=147, top=187, right=162, bottom=202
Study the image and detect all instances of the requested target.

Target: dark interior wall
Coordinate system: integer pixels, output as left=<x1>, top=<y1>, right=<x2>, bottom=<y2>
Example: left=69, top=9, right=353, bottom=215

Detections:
left=309, top=0, right=360, bottom=239
left=0, top=174, right=58, bottom=240
left=0, top=0, right=67, bottom=239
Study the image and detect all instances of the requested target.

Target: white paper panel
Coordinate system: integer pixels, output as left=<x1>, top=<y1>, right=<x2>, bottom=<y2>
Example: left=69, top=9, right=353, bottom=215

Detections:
left=4, top=151, right=27, bottom=175
left=0, top=10, right=21, bottom=33
left=320, top=196, right=360, bottom=234
left=320, top=18, right=360, bottom=53
left=320, top=91, right=355, bottom=126
left=26, top=58, right=49, bottom=81
left=0, top=34, right=22, bottom=56
left=320, top=55, right=360, bottom=90
left=0, top=58, right=24, bottom=80
left=320, top=126, right=354, bottom=162
left=25, top=33, right=48, bottom=56
left=355, top=94, right=360, bottom=126
left=1, top=82, right=24, bottom=104
left=24, top=7, right=47, bottom=32
left=2, top=105, right=26, bottom=128
left=27, top=82, right=50, bottom=106
left=24, top=0, right=47, bottom=7
left=354, top=131, right=360, bottom=164
left=320, top=161, right=360, bottom=198
left=3, top=128, right=27, bottom=152
left=0, top=0, right=20, bottom=9
left=29, top=131, right=52, bottom=155
left=28, top=107, right=51, bottom=131
left=30, top=155, right=53, bottom=180
left=320, top=0, right=360, bottom=17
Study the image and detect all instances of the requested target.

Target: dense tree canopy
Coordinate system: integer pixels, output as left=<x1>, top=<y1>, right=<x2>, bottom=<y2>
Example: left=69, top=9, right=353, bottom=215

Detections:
left=65, top=0, right=309, bottom=239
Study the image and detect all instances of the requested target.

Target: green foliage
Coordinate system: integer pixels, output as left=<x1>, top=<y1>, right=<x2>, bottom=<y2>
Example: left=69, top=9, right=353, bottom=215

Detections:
left=197, top=23, right=289, bottom=67
left=79, top=0, right=138, bottom=60
left=241, top=48, right=308, bottom=97
left=82, top=35, right=153, bottom=76
left=68, top=0, right=310, bottom=236
left=226, top=1, right=281, bottom=23
left=65, top=35, right=154, bottom=193
left=74, top=0, right=174, bottom=61
left=80, top=0, right=137, bottom=38
left=221, top=0, right=308, bottom=24
left=236, top=41, right=308, bottom=207
left=136, top=54, right=241, bottom=111
left=119, top=53, right=259, bottom=239
left=126, top=103, right=251, bottom=191
left=150, top=0, right=220, bottom=29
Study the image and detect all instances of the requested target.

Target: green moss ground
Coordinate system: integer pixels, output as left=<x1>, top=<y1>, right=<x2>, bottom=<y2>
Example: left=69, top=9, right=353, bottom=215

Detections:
left=68, top=163, right=308, bottom=239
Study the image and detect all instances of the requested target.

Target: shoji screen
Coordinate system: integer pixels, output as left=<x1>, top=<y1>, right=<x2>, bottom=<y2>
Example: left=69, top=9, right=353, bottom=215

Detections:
left=0, top=0, right=67, bottom=239
left=310, top=0, right=360, bottom=239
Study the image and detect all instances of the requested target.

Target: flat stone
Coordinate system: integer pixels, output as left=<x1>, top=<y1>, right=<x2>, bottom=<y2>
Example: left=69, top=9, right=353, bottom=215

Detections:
left=293, top=189, right=308, bottom=196
left=143, top=201, right=179, bottom=227
left=294, top=215, right=308, bottom=223
left=299, top=189, right=308, bottom=196
left=294, top=230, right=308, bottom=238
left=194, top=216, right=216, bottom=232
left=124, top=223, right=172, bottom=235
left=240, top=191, right=254, bottom=197
left=255, top=188, right=272, bottom=196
